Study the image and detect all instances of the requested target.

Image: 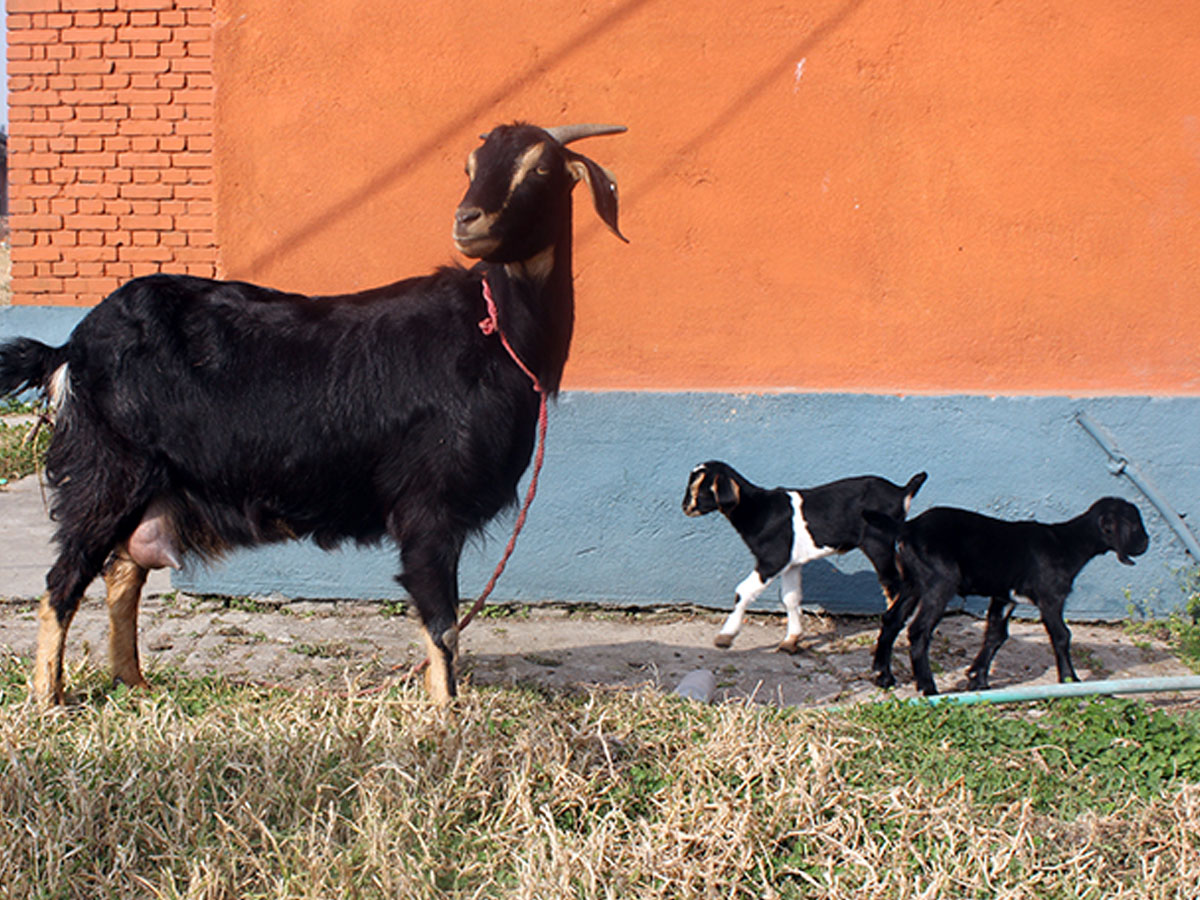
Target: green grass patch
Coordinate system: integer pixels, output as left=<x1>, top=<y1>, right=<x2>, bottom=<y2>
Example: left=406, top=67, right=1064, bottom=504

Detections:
left=847, top=696, right=1200, bottom=815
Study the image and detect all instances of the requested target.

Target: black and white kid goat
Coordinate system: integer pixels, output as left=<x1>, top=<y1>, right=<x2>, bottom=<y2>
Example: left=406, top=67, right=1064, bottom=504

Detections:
left=0, top=122, right=627, bottom=706
left=682, top=461, right=927, bottom=652
left=868, top=498, right=1149, bottom=695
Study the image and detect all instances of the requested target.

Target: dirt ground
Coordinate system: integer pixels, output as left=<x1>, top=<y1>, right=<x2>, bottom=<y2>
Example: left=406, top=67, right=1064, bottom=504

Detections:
left=0, top=590, right=1193, bottom=707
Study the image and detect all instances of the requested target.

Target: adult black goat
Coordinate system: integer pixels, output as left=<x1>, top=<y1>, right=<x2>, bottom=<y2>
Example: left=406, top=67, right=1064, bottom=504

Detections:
left=0, top=121, right=627, bottom=706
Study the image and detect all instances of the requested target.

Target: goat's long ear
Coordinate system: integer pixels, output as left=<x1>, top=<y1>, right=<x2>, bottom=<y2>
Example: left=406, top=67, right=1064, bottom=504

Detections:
left=1098, top=508, right=1118, bottom=544
left=1098, top=507, right=1139, bottom=565
left=566, top=150, right=628, bottom=243
left=713, top=474, right=740, bottom=512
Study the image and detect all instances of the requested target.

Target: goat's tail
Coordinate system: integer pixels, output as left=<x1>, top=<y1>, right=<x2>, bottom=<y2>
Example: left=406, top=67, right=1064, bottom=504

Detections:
left=0, top=337, right=68, bottom=399
left=903, top=471, right=928, bottom=502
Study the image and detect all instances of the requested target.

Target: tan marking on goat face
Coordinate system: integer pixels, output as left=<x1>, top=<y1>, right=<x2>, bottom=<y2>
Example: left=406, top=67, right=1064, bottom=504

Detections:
left=508, top=142, right=549, bottom=196
left=466, top=148, right=479, bottom=181
left=683, top=470, right=706, bottom=516
left=453, top=206, right=503, bottom=258
left=104, top=546, right=151, bottom=690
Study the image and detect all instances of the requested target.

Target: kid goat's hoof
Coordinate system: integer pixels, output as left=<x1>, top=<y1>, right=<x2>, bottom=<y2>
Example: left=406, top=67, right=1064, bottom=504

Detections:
left=713, top=634, right=734, bottom=649
left=775, top=636, right=800, bottom=654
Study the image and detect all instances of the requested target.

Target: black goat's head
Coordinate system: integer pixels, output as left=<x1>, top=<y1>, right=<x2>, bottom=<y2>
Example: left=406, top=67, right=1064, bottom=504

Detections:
left=683, top=461, right=742, bottom=518
left=1091, top=497, right=1150, bottom=565
left=453, top=122, right=627, bottom=263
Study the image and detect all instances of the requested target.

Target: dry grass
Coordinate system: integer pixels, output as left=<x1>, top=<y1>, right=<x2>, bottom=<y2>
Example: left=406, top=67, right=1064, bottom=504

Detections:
left=0, top=659, right=1197, bottom=899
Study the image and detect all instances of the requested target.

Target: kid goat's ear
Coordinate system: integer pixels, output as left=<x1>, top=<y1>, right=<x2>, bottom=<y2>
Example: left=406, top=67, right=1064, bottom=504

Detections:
left=713, top=474, right=740, bottom=512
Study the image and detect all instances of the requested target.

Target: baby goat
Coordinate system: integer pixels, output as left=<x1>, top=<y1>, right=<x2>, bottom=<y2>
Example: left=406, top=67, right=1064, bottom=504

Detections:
left=869, top=498, right=1149, bottom=695
left=0, top=122, right=626, bottom=707
left=682, top=461, right=927, bottom=652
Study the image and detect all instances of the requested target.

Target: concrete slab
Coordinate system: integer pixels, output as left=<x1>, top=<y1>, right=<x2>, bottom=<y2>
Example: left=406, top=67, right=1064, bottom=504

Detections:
left=0, top=473, right=173, bottom=601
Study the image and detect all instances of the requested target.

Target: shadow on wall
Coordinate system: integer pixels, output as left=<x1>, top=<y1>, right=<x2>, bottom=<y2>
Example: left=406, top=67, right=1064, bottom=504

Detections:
left=238, top=0, right=870, bottom=281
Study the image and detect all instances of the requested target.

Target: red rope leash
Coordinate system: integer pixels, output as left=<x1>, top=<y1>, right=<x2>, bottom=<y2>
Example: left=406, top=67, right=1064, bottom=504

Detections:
left=408, top=276, right=548, bottom=677
left=460, top=277, right=549, bottom=629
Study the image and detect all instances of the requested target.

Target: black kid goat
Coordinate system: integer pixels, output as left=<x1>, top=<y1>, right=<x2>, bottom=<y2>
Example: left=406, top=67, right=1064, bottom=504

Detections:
left=868, top=498, right=1149, bottom=695
left=0, top=122, right=627, bottom=706
left=682, top=461, right=927, bottom=652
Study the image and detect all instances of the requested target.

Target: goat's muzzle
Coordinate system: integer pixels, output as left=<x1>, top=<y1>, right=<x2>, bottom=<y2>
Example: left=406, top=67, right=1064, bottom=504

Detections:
left=453, top=206, right=498, bottom=258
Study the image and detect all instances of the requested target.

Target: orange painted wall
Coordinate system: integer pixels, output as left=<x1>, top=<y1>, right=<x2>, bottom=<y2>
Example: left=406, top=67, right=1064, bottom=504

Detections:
left=213, top=0, right=1200, bottom=394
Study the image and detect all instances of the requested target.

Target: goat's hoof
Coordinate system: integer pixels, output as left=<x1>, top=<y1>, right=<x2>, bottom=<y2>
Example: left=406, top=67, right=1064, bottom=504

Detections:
left=966, top=677, right=988, bottom=692
left=775, top=637, right=800, bottom=655
left=32, top=677, right=66, bottom=708
left=113, top=674, right=152, bottom=692
left=873, top=671, right=896, bottom=689
left=918, top=684, right=939, bottom=697
left=713, top=634, right=734, bottom=649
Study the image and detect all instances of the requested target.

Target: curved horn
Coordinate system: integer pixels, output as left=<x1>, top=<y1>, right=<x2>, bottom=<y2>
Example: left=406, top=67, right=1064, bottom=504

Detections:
left=543, top=123, right=627, bottom=145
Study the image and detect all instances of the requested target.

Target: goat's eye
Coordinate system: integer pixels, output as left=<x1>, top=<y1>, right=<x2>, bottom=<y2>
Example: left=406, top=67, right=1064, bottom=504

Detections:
left=535, top=165, right=551, bottom=176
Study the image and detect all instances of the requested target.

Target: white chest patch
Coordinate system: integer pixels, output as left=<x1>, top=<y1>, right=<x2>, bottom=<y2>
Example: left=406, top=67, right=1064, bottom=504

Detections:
left=789, top=492, right=836, bottom=565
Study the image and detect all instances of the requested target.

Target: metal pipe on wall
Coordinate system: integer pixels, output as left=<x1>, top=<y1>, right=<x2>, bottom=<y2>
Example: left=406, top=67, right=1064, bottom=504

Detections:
left=1075, top=411, right=1200, bottom=561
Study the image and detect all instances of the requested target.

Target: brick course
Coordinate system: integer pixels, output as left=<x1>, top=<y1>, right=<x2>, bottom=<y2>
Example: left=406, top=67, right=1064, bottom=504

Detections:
left=6, top=0, right=216, bottom=306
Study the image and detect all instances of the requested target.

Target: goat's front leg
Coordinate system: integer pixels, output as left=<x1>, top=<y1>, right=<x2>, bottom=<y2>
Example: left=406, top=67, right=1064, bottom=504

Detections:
left=104, top=546, right=151, bottom=690
left=775, top=565, right=804, bottom=654
left=872, top=589, right=918, bottom=688
left=1037, top=593, right=1079, bottom=683
left=714, top=569, right=773, bottom=648
left=399, top=534, right=463, bottom=706
left=906, top=584, right=954, bottom=695
left=966, top=594, right=1015, bottom=691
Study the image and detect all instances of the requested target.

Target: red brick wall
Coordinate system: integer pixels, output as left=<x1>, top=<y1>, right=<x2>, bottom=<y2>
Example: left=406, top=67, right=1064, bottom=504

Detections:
left=6, top=0, right=215, bottom=306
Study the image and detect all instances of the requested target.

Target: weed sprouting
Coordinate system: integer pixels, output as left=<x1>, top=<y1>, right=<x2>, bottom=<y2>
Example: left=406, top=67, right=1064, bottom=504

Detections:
left=0, top=418, right=51, bottom=483
left=1126, top=569, right=1200, bottom=673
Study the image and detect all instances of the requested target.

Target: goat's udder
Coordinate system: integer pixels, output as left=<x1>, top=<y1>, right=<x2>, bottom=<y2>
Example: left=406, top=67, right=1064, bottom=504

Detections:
left=127, top=505, right=182, bottom=570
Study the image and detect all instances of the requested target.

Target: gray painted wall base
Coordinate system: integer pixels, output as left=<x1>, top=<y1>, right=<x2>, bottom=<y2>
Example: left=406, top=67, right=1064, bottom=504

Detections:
left=5, top=306, right=1196, bottom=619
left=176, top=391, right=1198, bottom=621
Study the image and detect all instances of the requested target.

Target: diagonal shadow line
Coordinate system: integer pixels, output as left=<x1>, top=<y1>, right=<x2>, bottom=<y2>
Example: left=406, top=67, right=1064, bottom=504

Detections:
left=562, top=0, right=870, bottom=257
left=238, top=0, right=660, bottom=280
left=619, top=0, right=870, bottom=216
